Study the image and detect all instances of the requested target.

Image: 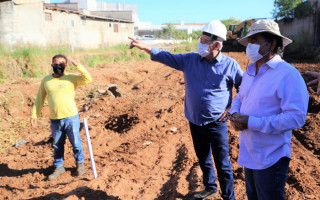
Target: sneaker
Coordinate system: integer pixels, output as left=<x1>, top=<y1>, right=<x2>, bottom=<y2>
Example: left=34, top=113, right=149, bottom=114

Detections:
left=194, top=189, right=218, bottom=200
left=76, top=162, right=85, bottom=176
left=48, top=166, right=65, bottom=181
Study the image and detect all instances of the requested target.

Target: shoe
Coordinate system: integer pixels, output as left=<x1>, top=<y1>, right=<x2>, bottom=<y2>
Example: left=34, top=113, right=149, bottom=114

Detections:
left=194, top=189, right=218, bottom=200
left=76, top=162, right=85, bottom=176
left=48, top=166, right=65, bottom=181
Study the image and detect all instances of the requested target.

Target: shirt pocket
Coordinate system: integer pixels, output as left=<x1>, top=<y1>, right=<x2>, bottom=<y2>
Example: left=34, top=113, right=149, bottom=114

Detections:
left=208, top=74, right=227, bottom=89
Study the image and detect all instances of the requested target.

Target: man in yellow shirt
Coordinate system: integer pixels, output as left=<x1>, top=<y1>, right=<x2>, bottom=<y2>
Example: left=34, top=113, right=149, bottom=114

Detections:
left=31, top=54, right=92, bottom=181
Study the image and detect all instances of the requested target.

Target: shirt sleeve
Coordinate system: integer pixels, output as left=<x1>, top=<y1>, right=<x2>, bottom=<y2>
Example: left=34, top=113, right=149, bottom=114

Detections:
left=31, top=79, right=47, bottom=119
left=232, top=62, right=244, bottom=92
left=150, top=48, right=185, bottom=71
left=248, top=70, right=309, bottom=134
left=229, top=92, right=242, bottom=114
left=73, top=64, right=93, bottom=87
left=229, top=69, right=246, bottom=114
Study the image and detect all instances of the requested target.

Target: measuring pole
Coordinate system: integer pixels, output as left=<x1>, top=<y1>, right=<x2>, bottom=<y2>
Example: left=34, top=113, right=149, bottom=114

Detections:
left=83, top=118, right=98, bottom=179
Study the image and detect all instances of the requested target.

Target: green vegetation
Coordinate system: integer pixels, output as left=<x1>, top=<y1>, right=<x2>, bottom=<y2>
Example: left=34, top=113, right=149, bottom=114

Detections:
left=273, top=0, right=303, bottom=19
left=272, top=0, right=317, bottom=19
left=80, top=45, right=149, bottom=68
left=295, top=1, right=318, bottom=18
left=221, top=18, right=242, bottom=30
left=190, top=30, right=202, bottom=40
left=0, top=44, right=149, bottom=82
left=158, top=24, right=189, bottom=40
left=173, top=40, right=198, bottom=54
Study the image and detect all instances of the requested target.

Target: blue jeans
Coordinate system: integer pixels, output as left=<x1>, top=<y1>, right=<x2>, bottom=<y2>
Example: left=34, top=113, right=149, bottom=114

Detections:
left=50, top=114, right=85, bottom=167
left=189, top=121, right=235, bottom=200
left=245, top=157, right=290, bottom=200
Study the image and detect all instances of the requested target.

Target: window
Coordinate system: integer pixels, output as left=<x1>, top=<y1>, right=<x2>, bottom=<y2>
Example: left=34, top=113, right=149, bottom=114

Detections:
left=45, top=12, right=52, bottom=21
left=114, top=24, right=118, bottom=33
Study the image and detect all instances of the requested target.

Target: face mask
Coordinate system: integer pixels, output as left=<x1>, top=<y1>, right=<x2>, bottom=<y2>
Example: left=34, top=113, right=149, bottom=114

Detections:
left=52, top=63, right=65, bottom=75
left=198, top=42, right=211, bottom=57
left=246, top=43, right=269, bottom=63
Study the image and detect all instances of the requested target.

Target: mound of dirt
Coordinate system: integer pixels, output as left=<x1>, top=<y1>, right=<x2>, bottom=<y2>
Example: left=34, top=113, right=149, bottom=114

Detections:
left=0, top=52, right=319, bottom=200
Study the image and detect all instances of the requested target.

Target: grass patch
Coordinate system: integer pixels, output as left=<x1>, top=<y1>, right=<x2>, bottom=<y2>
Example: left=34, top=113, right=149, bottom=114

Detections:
left=0, top=44, right=150, bottom=80
left=170, top=40, right=198, bottom=54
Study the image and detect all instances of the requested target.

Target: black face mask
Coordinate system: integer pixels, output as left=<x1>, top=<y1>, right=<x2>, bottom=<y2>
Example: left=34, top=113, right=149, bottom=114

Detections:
left=52, top=63, right=65, bottom=75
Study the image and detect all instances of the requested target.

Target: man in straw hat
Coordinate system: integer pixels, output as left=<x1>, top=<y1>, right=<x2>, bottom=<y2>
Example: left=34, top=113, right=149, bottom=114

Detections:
left=129, top=20, right=243, bottom=200
left=225, top=19, right=309, bottom=199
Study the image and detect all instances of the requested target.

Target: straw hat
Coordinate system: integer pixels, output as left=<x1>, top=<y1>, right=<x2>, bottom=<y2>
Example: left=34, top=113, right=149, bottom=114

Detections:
left=238, top=19, right=292, bottom=47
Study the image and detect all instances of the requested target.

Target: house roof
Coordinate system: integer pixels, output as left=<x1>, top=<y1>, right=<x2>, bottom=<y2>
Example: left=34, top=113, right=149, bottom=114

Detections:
left=44, top=5, right=134, bottom=23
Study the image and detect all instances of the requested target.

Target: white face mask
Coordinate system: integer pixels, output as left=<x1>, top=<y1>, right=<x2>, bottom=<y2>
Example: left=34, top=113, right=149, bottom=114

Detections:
left=198, top=42, right=211, bottom=57
left=246, top=43, right=269, bottom=63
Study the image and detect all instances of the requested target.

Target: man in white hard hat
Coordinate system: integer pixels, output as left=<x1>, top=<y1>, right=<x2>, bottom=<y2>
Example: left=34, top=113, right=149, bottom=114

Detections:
left=129, top=20, right=243, bottom=200
left=226, top=19, right=309, bottom=200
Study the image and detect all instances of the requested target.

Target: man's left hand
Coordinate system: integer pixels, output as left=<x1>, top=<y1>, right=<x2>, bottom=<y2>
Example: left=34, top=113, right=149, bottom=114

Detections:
left=231, top=114, right=249, bottom=131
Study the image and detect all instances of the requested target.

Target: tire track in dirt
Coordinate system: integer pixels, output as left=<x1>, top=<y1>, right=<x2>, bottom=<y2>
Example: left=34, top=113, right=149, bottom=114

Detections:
left=156, top=144, right=188, bottom=200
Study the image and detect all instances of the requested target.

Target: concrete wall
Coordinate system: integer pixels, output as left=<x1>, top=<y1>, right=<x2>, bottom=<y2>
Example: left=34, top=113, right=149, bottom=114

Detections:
left=43, top=10, right=134, bottom=49
left=0, top=1, right=134, bottom=49
left=91, top=11, right=133, bottom=21
left=71, top=0, right=96, bottom=11
left=0, top=1, right=47, bottom=47
left=278, top=12, right=320, bottom=46
left=96, top=2, right=138, bottom=14
left=45, top=3, right=78, bottom=10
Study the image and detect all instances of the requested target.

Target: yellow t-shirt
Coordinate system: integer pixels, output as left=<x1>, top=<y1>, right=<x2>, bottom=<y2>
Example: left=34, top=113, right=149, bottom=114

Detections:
left=31, top=64, right=92, bottom=119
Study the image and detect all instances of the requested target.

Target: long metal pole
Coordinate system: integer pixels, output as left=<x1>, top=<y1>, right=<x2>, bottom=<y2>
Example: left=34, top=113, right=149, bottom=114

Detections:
left=83, top=118, right=98, bottom=179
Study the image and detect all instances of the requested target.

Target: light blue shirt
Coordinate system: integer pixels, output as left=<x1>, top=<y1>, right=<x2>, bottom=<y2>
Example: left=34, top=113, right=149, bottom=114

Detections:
left=151, top=48, right=243, bottom=126
left=230, top=55, right=309, bottom=169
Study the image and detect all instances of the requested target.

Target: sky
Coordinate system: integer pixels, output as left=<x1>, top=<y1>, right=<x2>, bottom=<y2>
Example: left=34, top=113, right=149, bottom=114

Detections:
left=104, top=0, right=276, bottom=25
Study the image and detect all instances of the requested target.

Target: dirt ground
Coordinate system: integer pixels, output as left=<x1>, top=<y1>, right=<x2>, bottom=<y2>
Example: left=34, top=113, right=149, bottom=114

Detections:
left=0, top=51, right=319, bottom=200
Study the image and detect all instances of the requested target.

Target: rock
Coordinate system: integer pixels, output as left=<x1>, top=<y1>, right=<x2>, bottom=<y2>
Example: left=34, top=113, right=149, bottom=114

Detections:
left=170, top=127, right=178, bottom=133
left=143, top=141, right=152, bottom=146
left=96, top=89, right=107, bottom=94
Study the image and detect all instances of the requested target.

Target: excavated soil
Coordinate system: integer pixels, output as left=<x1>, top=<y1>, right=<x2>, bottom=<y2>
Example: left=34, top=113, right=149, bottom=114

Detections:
left=0, top=51, right=319, bottom=200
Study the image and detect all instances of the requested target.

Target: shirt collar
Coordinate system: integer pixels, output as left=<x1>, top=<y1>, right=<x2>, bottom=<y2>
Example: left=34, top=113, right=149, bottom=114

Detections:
left=265, top=54, right=282, bottom=69
left=247, top=54, right=282, bottom=76
left=215, top=52, right=223, bottom=63
left=201, top=51, right=223, bottom=63
left=247, top=54, right=282, bottom=73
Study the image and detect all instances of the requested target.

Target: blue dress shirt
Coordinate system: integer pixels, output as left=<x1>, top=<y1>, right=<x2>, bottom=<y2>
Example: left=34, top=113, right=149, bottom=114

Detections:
left=151, top=48, right=243, bottom=126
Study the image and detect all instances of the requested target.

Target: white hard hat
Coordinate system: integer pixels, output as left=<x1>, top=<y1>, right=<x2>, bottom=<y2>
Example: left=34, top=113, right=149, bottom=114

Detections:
left=202, top=20, right=227, bottom=41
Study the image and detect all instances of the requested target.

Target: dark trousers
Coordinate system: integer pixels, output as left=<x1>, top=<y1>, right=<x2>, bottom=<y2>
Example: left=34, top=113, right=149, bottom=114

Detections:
left=189, top=121, right=235, bottom=200
left=245, top=157, right=290, bottom=200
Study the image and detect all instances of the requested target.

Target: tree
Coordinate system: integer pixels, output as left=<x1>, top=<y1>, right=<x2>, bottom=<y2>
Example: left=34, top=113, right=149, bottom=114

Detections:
left=190, top=30, right=202, bottom=40
left=221, top=17, right=242, bottom=30
left=295, top=1, right=318, bottom=18
left=273, top=0, right=303, bottom=19
left=161, top=24, right=175, bottom=37
left=160, top=24, right=188, bottom=40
